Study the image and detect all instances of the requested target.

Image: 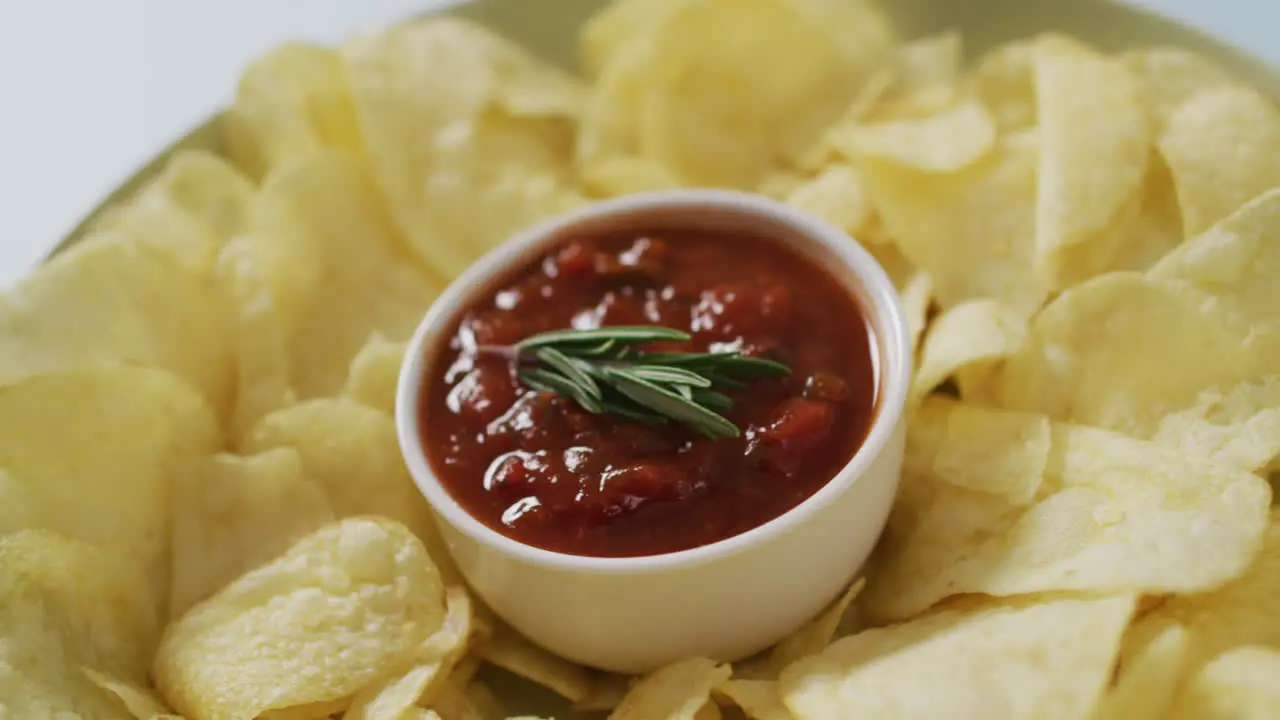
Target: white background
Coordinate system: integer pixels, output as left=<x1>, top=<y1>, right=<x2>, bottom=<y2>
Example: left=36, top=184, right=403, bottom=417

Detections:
left=0, top=0, right=1276, bottom=287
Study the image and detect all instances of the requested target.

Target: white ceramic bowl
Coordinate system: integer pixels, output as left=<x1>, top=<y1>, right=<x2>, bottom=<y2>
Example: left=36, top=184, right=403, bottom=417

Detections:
left=395, top=188, right=912, bottom=674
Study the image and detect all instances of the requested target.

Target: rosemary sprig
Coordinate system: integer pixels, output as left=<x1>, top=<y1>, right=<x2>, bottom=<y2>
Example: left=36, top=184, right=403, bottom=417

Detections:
left=481, top=325, right=790, bottom=438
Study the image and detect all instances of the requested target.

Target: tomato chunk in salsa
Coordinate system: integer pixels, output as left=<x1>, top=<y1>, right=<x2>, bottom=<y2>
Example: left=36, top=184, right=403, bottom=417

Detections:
left=421, top=228, right=878, bottom=557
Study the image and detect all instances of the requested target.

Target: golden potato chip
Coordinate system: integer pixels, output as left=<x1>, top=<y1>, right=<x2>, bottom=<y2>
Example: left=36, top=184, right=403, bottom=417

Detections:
left=343, top=18, right=584, bottom=279
left=93, top=151, right=255, bottom=274
left=905, top=398, right=1049, bottom=505
left=866, top=422, right=1270, bottom=621
left=1032, top=34, right=1149, bottom=286
left=713, top=680, right=791, bottom=720
left=858, top=136, right=1047, bottom=315
left=1150, top=376, right=1280, bottom=473
left=250, top=152, right=442, bottom=399
left=84, top=668, right=174, bottom=720
left=0, top=368, right=220, bottom=605
left=639, top=0, right=888, bottom=188
left=1168, top=646, right=1280, bottom=720
left=1120, top=47, right=1234, bottom=130
left=1157, top=86, right=1280, bottom=236
left=995, top=272, right=1258, bottom=435
left=211, top=236, right=297, bottom=443
left=345, top=588, right=475, bottom=719
left=1149, top=187, right=1280, bottom=358
left=0, top=232, right=230, bottom=416
left=572, top=674, right=633, bottom=713
left=1093, top=622, right=1188, bottom=720
left=170, top=447, right=335, bottom=618
left=967, top=40, right=1035, bottom=132
left=0, top=467, right=44, bottom=536
left=911, top=298, right=1026, bottom=401
left=464, top=681, right=507, bottom=720
left=480, top=622, right=595, bottom=703
left=835, top=100, right=995, bottom=174
left=225, top=43, right=364, bottom=180
left=608, top=657, right=730, bottom=720
left=780, top=594, right=1135, bottom=720
left=1097, top=152, right=1185, bottom=276
left=782, top=164, right=871, bottom=236
left=344, top=334, right=408, bottom=416
left=578, top=0, right=691, bottom=79
left=892, top=31, right=962, bottom=96
left=154, top=518, right=447, bottom=720
left=737, top=579, right=865, bottom=681
left=1123, top=509, right=1280, bottom=678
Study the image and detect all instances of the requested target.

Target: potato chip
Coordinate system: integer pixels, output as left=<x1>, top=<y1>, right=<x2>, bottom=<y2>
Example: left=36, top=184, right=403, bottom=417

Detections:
left=1157, top=86, right=1280, bottom=237
left=737, top=579, right=865, bottom=681
left=905, top=398, right=1049, bottom=505
left=572, top=674, right=633, bottom=713
left=1032, top=34, right=1149, bottom=286
left=480, top=622, right=595, bottom=704
left=866, top=422, right=1270, bottom=621
left=713, top=680, right=791, bottom=720
left=1120, top=47, right=1234, bottom=130
left=92, top=151, right=255, bottom=274
left=0, top=468, right=44, bottom=536
left=154, top=518, right=447, bottom=720
left=344, top=334, right=408, bottom=416
left=1150, top=376, right=1280, bottom=473
left=1122, top=509, right=1280, bottom=679
left=343, top=18, right=584, bottom=279
left=911, top=299, right=1026, bottom=401
left=858, top=136, right=1047, bottom=315
left=0, top=232, right=230, bottom=416
left=967, top=40, right=1035, bottom=132
left=170, top=448, right=335, bottom=618
left=84, top=668, right=174, bottom=720
left=891, top=32, right=963, bottom=97
left=835, top=100, right=995, bottom=174
left=782, top=164, right=871, bottom=237
left=1096, top=152, right=1185, bottom=276
left=995, top=272, right=1259, bottom=435
left=578, top=0, right=691, bottom=79
left=344, top=588, right=476, bottom=720
left=780, top=594, right=1135, bottom=720
left=1168, top=646, right=1280, bottom=720
left=250, top=152, right=443, bottom=399
left=608, top=657, right=730, bottom=720
left=638, top=0, right=887, bottom=188
left=1092, top=622, right=1188, bottom=720
left=225, top=44, right=364, bottom=180
left=0, top=367, right=220, bottom=606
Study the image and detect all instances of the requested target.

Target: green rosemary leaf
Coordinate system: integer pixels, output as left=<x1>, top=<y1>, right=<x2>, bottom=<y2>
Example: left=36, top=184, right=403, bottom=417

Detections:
left=519, top=369, right=603, bottom=414
left=600, top=398, right=668, bottom=426
left=712, top=355, right=792, bottom=377
left=625, top=365, right=714, bottom=387
left=690, top=389, right=734, bottom=413
left=605, top=368, right=740, bottom=438
left=535, top=347, right=601, bottom=400
left=515, top=325, right=691, bottom=350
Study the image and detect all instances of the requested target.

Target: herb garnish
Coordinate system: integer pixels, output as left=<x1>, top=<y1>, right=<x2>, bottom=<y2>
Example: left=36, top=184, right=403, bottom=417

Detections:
left=478, top=326, right=790, bottom=438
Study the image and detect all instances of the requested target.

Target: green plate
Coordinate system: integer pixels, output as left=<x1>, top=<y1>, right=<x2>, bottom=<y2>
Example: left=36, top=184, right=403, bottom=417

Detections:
left=42, top=1, right=1279, bottom=716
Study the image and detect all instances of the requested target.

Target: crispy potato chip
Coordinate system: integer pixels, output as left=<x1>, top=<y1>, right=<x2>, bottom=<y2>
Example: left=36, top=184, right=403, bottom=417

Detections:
left=154, top=518, right=447, bottom=720
left=714, top=680, right=791, bottom=720
left=639, top=0, right=889, bottom=187
left=0, top=368, right=220, bottom=605
left=1121, top=47, right=1234, bottom=130
left=835, top=100, right=995, bottom=173
left=608, top=657, right=730, bottom=720
left=84, top=668, right=174, bottom=720
left=1033, top=35, right=1149, bottom=286
left=93, top=151, right=255, bottom=274
left=911, top=299, right=1026, bottom=401
left=572, top=674, right=633, bottom=713
left=1096, top=152, right=1185, bottom=276
left=0, top=467, right=44, bottom=535
left=781, top=594, right=1135, bottom=720
left=866, top=422, right=1270, bottom=621
left=343, top=18, right=584, bottom=279
left=968, top=40, right=1035, bottom=132
left=465, top=682, right=507, bottom=720
left=1123, top=509, right=1280, bottom=678
left=0, top=232, right=230, bottom=415
left=1157, top=86, right=1280, bottom=236
left=1150, top=376, right=1280, bottom=473
left=1168, top=646, right=1280, bottom=720
left=250, top=152, right=442, bottom=399
left=579, top=0, right=691, bottom=79
left=170, top=448, right=335, bottom=618
left=905, top=398, right=1049, bottom=505
left=995, top=272, right=1259, bottom=435
left=344, top=588, right=474, bottom=719
left=892, top=32, right=962, bottom=96
left=480, top=623, right=595, bottom=703
left=344, top=334, right=408, bottom=416
left=858, top=136, right=1047, bottom=315
left=738, top=579, right=865, bottom=681
left=1093, top=622, right=1188, bottom=720
left=783, top=164, right=872, bottom=236
left=225, top=44, right=364, bottom=180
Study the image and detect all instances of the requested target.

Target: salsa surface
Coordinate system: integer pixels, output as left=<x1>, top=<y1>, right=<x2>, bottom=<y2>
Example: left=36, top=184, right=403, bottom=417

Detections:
left=421, top=227, right=878, bottom=557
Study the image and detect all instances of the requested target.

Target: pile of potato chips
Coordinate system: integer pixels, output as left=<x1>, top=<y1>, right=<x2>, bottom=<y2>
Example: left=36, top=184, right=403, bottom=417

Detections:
left=3, top=0, right=1280, bottom=717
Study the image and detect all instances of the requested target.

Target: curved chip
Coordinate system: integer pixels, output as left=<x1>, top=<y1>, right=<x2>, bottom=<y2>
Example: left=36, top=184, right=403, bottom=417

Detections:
left=838, top=100, right=995, bottom=173
left=1168, top=646, right=1280, bottom=720
left=1093, top=622, right=1188, bottom=720
left=609, top=657, right=730, bottom=720
left=911, top=298, right=1026, bottom=402
left=343, top=334, right=408, bottom=417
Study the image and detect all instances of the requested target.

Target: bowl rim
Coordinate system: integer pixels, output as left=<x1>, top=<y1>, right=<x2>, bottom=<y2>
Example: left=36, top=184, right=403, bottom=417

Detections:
left=394, top=188, right=913, bottom=574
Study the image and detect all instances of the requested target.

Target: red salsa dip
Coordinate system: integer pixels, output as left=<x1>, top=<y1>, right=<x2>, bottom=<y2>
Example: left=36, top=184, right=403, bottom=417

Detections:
left=420, top=227, right=878, bottom=557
